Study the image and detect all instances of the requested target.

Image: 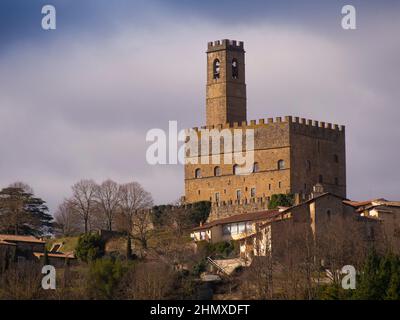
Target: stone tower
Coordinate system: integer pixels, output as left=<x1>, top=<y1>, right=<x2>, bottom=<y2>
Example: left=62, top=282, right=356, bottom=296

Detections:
left=206, top=39, right=247, bottom=126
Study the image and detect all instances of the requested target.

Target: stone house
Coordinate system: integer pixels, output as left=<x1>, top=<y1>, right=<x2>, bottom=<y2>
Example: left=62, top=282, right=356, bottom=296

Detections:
left=238, top=193, right=380, bottom=264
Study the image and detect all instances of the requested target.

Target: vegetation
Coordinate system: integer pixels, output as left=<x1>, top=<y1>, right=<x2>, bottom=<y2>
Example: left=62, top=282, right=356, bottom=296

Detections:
left=0, top=185, right=53, bottom=236
left=75, top=233, right=105, bottom=262
left=268, top=193, right=295, bottom=209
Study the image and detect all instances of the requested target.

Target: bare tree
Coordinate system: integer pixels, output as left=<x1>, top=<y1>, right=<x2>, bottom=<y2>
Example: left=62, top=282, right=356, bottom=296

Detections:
left=54, top=199, right=82, bottom=236
left=116, top=182, right=153, bottom=249
left=95, top=179, right=120, bottom=231
left=117, top=182, right=153, bottom=232
left=69, top=179, right=97, bottom=233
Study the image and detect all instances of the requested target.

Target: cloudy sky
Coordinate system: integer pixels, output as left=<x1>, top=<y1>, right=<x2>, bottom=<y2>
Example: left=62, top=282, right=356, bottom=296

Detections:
left=0, top=0, right=399, bottom=213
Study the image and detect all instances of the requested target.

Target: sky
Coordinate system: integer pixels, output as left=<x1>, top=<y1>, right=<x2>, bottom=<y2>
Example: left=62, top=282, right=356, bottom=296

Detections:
left=0, top=0, right=399, bottom=213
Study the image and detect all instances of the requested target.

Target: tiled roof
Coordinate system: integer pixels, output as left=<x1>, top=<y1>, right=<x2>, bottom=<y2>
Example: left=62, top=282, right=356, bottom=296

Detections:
left=0, top=234, right=45, bottom=244
left=343, top=199, right=386, bottom=207
left=193, top=209, right=281, bottom=231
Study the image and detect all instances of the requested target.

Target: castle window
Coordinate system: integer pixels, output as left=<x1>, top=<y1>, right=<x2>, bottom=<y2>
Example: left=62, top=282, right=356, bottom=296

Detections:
left=327, top=209, right=331, bottom=221
left=232, top=58, right=238, bottom=79
left=233, top=164, right=239, bottom=175
left=253, top=162, right=259, bottom=173
left=334, top=154, right=339, bottom=163
left=251, top=187, right=256, bottom=198
left=268, top=184, right=271, bottom=190
left=236, top=189, right=241, bottom=201
left=195, top=168, right=201, bottom=179
left=214, top=166, right=221, bottom=176
left=319, top=175, right=323, bottom=183
left=213, top=59, right=220, bottom=79
left=215, top=192, right=220, bottom=203
left=278, top=181, right=281, bottom=188
left=278, top=160, right=285, bottom=170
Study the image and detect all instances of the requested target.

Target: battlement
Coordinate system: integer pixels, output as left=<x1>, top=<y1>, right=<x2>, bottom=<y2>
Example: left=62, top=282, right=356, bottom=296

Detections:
left=191, top=115, right=345, bottom=133
left=207, top=39, right=244, bottom=53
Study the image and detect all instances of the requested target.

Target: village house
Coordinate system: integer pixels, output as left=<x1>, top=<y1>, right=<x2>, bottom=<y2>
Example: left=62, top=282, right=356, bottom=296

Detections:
left=345, top=199, right=400, bottom=254
left=190, top=209, right=287, bottom=244
left=238, top=192, right=381, bottom=262
left=0, top=234, right=76, bottom=266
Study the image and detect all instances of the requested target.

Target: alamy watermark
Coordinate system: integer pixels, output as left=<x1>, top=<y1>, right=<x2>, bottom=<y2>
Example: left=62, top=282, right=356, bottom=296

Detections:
left=145, top=121, right=255, bottom=175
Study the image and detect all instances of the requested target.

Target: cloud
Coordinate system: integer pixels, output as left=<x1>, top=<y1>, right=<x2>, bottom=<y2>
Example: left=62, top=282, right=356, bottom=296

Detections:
left=0, top=3, right=399, bottom=213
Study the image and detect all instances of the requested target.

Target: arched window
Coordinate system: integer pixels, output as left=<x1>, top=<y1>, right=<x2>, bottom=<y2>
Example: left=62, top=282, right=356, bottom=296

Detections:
left=213, top=59, right=220, bottom=79
left=334, top=154, right=339, bottom=163
left=233, top=164, right=239, bottom=175
left=214, top=166, right=221, bottom=176
left=195, top=168, right=201, bottom=179
left=278, top=160, right=285, bottom=170
left=253, top=162, right=259, bottom=173
left=232, top=58, right=238, bottom=79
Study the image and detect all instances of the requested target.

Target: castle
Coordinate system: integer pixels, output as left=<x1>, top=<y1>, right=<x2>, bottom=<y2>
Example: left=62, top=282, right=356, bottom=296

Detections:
left=184, top=39, right=346, bottom=220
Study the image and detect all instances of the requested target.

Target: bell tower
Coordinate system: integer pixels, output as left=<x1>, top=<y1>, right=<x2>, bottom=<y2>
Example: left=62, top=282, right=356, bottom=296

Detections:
left=206, top=39, right=247, bottom=126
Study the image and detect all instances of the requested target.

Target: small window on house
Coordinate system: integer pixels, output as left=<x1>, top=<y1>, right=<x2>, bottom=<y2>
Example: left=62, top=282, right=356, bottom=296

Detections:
left=246, top=222, right=253, bottom=232
left=213, top=59, right=220, bottom=79
left=368, top=226, right=375, bottom=240
left=319, top=175, right=323, bottom=183
left=232, top=58, right=238, bottom=79
left=334, top=154, right=339, bottom=163
left=251, top=187, right=256, bottom=198
left=307, top=160, right=311, bottom=171
left=214, top=166, right=221, bottom=176
left=232, top=224, right=239, bottom=235
left=195, top=168, right=201, bottom=178
left=222, top=224, right=231, bottom=235
left=238, top=222, right=246, bottom=234
left=253, top=162, right=259, bottom=173
left=278, top=160, right=285, bottom=170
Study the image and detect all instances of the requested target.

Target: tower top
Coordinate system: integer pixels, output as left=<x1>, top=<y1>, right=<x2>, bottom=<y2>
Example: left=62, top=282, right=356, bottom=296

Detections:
left=207, top=39, right=244, bottom=53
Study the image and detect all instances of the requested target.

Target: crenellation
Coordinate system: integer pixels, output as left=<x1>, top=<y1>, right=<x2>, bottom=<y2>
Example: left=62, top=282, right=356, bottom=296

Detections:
left=276, top=117, right=282, bottom=123
left=285, top=116, right=292, bottom=123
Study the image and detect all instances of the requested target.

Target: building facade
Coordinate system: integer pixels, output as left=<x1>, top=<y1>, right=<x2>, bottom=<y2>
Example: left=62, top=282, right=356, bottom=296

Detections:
left=184, top=39, right=346, bottom=211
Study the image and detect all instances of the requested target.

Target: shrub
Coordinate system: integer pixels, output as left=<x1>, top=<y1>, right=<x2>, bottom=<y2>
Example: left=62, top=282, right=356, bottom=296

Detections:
left=87, top=258, right=125, bottom=299
left=75, top=233, right=105, bottom=262
left=268, top=193, right=294, bottom=209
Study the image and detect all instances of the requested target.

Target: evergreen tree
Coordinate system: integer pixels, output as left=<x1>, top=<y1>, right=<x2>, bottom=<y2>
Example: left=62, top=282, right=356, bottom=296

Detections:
left=0, top=187, right=53, bottom=236
left=126, top=235, right=132, bottom=260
